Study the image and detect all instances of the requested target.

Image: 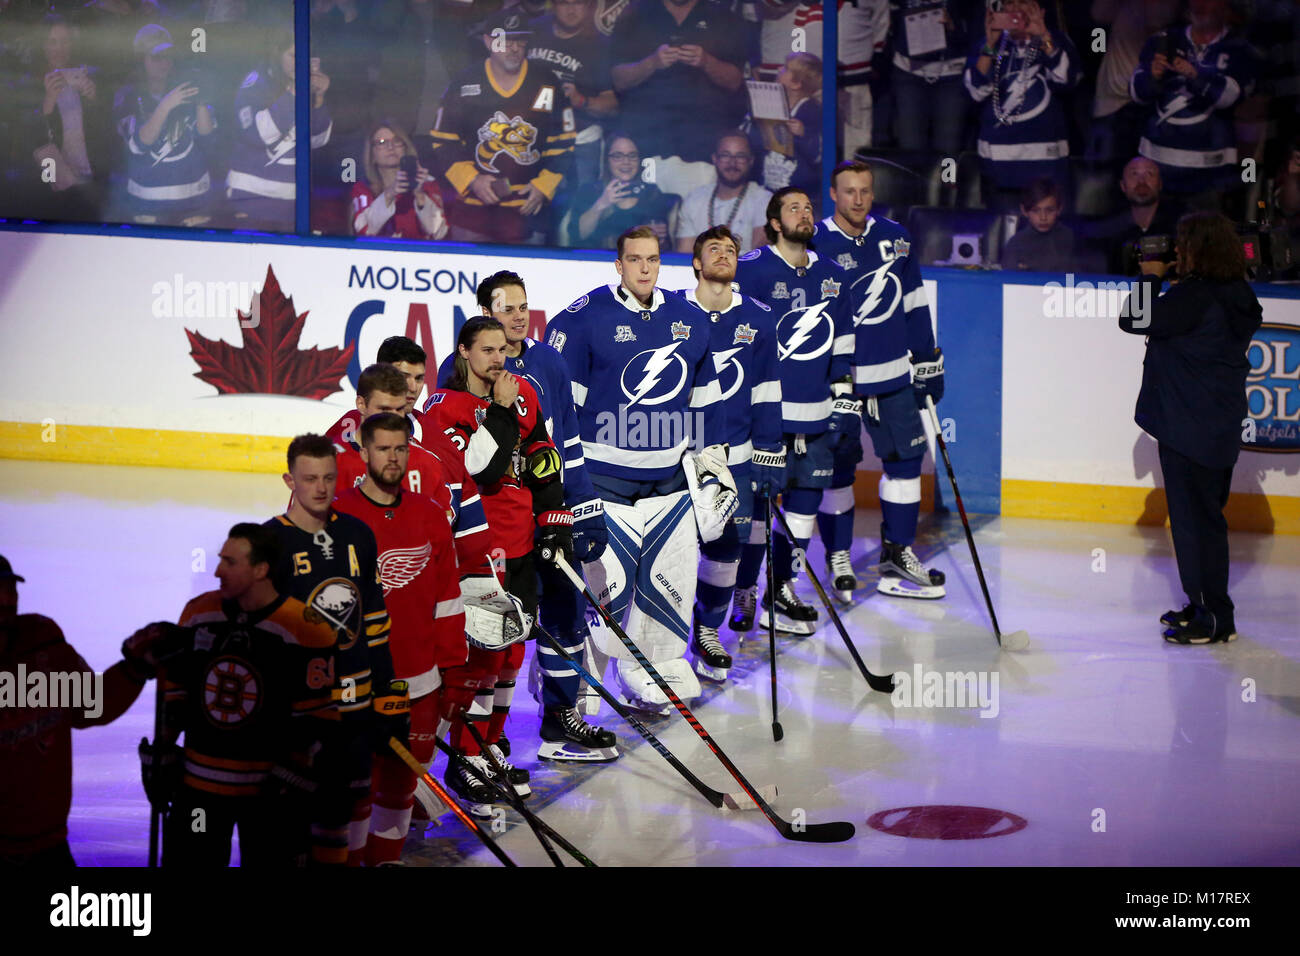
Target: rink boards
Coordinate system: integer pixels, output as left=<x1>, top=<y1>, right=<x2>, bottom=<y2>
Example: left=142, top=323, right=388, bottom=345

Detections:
left=0, top=228, right=1296, bottom=531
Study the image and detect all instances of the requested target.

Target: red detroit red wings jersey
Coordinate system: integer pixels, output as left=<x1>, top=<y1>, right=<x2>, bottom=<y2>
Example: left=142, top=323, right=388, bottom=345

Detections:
left=333, top=486, right=466, bottom=690
left=424, top=379, right=554, bottom=559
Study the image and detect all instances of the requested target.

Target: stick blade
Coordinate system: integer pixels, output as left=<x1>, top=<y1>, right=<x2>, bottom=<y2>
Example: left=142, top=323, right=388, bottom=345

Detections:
left=721, top=783, right=778, bottom=811
left=999, top=630, right=1031, bottom=652
left=783, top=820, right=857, bottom=843
left=772, top=722, right=784, bottom=742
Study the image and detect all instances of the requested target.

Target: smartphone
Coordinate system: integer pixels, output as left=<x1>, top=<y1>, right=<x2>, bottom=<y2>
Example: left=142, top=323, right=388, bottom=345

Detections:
left=399, top=155, right=418, bottom=192
left=668, top=34, right=685, bottom=46
left=989, top=12, right=1023, bottom=31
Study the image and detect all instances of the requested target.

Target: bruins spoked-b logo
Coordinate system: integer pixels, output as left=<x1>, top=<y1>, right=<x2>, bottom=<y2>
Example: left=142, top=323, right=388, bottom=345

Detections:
left=476, top=110, right=540, bottom=172
left=202, top=656, right=261, bottom=726
left=304, top=577, right=362, bottom=651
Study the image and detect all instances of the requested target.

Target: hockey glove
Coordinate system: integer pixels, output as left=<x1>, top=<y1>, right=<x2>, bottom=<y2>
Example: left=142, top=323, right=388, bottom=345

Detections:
left=536, top=508, right=575, bottom=566
left=524, top=446, right=563, bottom=488
left=683, top=444, right=739, bottom=543
left=750, top=445, right=787, bottom=497
left=827, top=378, right=863, bottom=453
left=570, top=497, right=608, bottom=563
left=912, top=347, right=944, bottom=409
left=138, top=738, right=182, bottom=811
left=371, top=679, right=412, bottom=754
left=121, top=620, right=189, bottom=681
left=461, top=571, right=532, bottom=650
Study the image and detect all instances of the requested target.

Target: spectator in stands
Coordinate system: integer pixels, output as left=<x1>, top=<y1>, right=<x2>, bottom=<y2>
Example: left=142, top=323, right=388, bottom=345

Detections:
left=609, top=0, right=748, bottom=171
left=999, top=176, right=1076, bottom=271
left=1130, top=0, right=1258, bottom=204
left=964, top=0, right=1081, bottom=212
left=1276, top=135, right=1300, bottom=228
left=111, top=24, right=216, bottom=226
left=674, top=130, right=772, bottom=254
left=528, top=0, right=620, bottom=187
left=747, top=51, right=821, bottom=199
left=1089, top=156, right=1183, bottom=276
left=1088, top=0, right=1182, bottom=168
left=568, top=132, right=674, bottom=248
left=350, top=119, right=446, bottom=240
left=17, top=14, right=109, bottom=221
left=890, top=0, right=982, bottom=154
left=223, top=30, right=331, bottom=231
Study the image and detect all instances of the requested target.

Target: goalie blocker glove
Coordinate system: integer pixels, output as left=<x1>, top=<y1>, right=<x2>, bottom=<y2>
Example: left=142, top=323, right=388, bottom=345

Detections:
left=911, top=347, right=944, bottom=409
left=683, top=443, right=739, bottom=543
left=462, top=572, right=533, bottom=650
left=570, top=497, right=608, bottom=562
left=749, top=445, right=786, bottom=497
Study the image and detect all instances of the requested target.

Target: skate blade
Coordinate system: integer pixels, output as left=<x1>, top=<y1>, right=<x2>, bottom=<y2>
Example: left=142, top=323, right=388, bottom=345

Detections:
left=832, top=589, right=855, bottom=606
left=537, top=741, right=621, bottom=763
left=759, top=610, right=816, bottom=636
left=511, top=782, right=533, bottom=798
left=692, top=658, right=731, bottom=683
left=876, top=577, right=945, bottom=600
left=721, top=783, right=779, bottom=811
left=999, top=630, right=1031, bottom=652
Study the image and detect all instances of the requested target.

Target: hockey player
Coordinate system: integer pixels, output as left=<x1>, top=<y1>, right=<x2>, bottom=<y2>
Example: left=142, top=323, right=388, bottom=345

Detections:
left=332, top=413, right=473, bottom=864
left=264, top=434, right=408, bottom=865
left=544, top=225, right=734, bottom=713
left=430, top=10, right=576, bottom=243
left=435, top=271, right=618, bottom=761
left=677, top=227, right=785, bottom=681
left=148, top=524, right=341, bottom=867
left=732, top=187, right=856, bottom=635
left=816, top=160, right=946, bottom=600
left=424, top=318, right=574, bottom=812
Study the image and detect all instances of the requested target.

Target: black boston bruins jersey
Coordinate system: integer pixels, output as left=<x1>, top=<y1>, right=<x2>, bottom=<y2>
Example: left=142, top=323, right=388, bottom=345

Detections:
left=263, top=511, right=394, bottom=719
left=167, top=592, right=337, bottom=798
left=431, top=58, right=576, bottom=223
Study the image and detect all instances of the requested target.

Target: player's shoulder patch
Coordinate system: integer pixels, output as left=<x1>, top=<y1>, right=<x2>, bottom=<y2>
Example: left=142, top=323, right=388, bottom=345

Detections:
left=565, top=294, right=589, bottom=312
left=426, top=392, right=446, bottom=406
left=240, top=70, right=260, bottom=90
left=547, top=328, right=568, bottom=353
left=738, top=249, right=762, bottom=262
left=747, top=296, right=771, bottom=312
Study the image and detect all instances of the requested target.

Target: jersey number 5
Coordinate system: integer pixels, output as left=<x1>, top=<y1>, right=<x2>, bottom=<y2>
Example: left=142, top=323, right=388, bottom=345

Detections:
left=293, top=552, right=311, bottom=576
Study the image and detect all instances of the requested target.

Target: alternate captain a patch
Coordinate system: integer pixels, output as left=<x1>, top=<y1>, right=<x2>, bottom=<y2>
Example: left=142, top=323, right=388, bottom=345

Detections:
left=670, top=320, right=691, bottom=341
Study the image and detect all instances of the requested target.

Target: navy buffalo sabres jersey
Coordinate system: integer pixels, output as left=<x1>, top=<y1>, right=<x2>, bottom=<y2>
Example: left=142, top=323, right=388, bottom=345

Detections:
left=263, top=511, right=394, bottom=720
left=545, top=285, right=724, bottom=482
left=1131, top=26, right=1258, bottom=192
left=675, top=288, right=783, bottom=468
left=734, top=246, right=854, bottom=435
left=438, top=337, right=596, bottom=507
left=816, top=215, right=936, bottom=396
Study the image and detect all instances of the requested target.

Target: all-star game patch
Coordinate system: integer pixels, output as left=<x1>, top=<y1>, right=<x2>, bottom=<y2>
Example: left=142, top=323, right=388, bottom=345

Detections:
left=893, top=238, right=911, bottom=258
left=820, top=277, right=841, bottom=298
left=671, top=320, right=690, bottom=340
left=733, top=323, right=756, bottom=345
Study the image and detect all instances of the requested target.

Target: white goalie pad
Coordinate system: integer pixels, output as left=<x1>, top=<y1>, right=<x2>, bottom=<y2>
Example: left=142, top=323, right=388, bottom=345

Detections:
left=683, top=445, right=739, bottom=543
left=582, top=492, right=699, bottom=662
left=616, top=656, right=702, bottom=711
left=461, top=573, right=532, bottom=650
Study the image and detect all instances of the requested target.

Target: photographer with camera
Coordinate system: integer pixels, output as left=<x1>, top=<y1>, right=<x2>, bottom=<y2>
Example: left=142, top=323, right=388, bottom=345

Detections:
left=1117, top=212, right=1262, bottom=646
left=568, top=132, right=674, bottom=247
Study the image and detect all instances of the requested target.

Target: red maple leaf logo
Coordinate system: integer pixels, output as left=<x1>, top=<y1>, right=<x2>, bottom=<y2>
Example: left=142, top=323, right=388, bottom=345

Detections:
left=186, top=265, right=354, bottom=399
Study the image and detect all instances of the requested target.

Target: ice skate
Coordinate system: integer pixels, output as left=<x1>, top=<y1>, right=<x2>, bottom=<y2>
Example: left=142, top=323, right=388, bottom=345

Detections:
left=691, top=622, right=732, bottom=682
left=827, top=549, right=858, bottom=604
left=443, top=754, right=497, bottom=818
left=538, top=706, right=620, bottom=762
left=759, top=579, right=818, bottom=635
left=877, top=541, right=945, bottom=599
left=729, top=585, right=757, bottom=634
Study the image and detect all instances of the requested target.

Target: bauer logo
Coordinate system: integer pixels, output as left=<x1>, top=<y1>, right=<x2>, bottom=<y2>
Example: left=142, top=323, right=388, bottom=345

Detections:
left=1244, top=323, right=1300, bottom=452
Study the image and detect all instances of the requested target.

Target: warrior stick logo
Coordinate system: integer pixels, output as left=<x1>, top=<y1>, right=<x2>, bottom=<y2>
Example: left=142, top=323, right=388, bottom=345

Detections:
left=304, top=578, right=362, bottom=651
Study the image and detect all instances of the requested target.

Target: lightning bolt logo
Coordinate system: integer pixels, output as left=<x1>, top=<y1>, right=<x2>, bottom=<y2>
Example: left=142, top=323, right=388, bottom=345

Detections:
left=1156, top=92, right=1191, bottom=126
left=713, top=347, right=745, bottom=402
left=620, top=343, right=689, bottom=408
left=852, top=264, right=902, bottom=327
left=778, top=301, right=833, bottom=361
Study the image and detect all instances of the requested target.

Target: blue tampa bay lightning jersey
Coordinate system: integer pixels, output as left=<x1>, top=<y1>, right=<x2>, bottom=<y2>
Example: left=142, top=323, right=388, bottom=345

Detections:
left=675, top=288, right=783, bottom=469
left=733, top=246, right=854, bottom=435
left=438, top=337, right=596, bottom=507
left=815, top=215, right=936, bottom=396
left=1130, top=25, right=1258, bottom=191
left=545, top=284, right=724, bottom=482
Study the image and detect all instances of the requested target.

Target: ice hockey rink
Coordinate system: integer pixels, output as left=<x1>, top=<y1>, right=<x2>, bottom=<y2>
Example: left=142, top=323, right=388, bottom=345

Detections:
left=3, top=457, right=1298, bottom=868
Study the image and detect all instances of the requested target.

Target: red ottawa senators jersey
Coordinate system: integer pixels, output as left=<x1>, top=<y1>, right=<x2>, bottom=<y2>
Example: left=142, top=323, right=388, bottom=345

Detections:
left=333, top=485, right=467, bottom=689
left=167, top=592, right=337, bottom=798
left=326, top=409, right=495, bottom=577
left=424, top=379, right=556, bottom=559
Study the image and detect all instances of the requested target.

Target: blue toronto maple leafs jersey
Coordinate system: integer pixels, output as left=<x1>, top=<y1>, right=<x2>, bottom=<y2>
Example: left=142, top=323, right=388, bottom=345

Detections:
left=674, top=288, right=784, bottom=468
left=815, top=215, right=936, bottom=396
left=437, top=337, right=596, bottom=507
left=963, top=31, right=1080, bottom=188
left=1130, top=26, right=1258, bottom=192
left=733, top=246, right=854, bottom=435
left=544, top=284, right=724, bottom=482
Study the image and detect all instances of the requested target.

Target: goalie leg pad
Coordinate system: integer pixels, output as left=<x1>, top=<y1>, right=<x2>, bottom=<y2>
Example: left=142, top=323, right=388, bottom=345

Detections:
left=581, top=499, right=640, bottom=643
left=615, top=656, right=702, bottom=713
left=625, top=492, right=698, bottom=662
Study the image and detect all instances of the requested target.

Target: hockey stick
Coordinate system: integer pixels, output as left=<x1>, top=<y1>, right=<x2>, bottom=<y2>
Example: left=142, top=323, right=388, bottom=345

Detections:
left=145, top=680, right=164, bottom=868
left=770, top=503, right=896, bottom=694
left=534, top=623, right=774, bottom=811
left=763, top=494, right=783, bottom=742
left=546, top=551, right=855, bottom=844
left=923, top=396, right=1030, bottom=652
left=458, top=721, right=593, bottom=868
left=387, top=737, right=518, bottom=867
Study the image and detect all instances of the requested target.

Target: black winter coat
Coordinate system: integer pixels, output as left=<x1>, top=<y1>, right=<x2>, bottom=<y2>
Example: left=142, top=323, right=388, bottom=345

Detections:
left=1119, top=274, right=1263, bottom=470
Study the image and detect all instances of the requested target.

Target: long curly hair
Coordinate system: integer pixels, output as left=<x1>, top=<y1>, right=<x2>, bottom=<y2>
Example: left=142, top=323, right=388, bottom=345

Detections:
left=1176, top=211, right=1246, bottom=281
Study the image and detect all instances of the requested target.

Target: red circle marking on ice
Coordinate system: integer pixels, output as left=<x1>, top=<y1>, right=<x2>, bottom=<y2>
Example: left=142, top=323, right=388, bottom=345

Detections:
left=866, top=805, right=1028, bottom=840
